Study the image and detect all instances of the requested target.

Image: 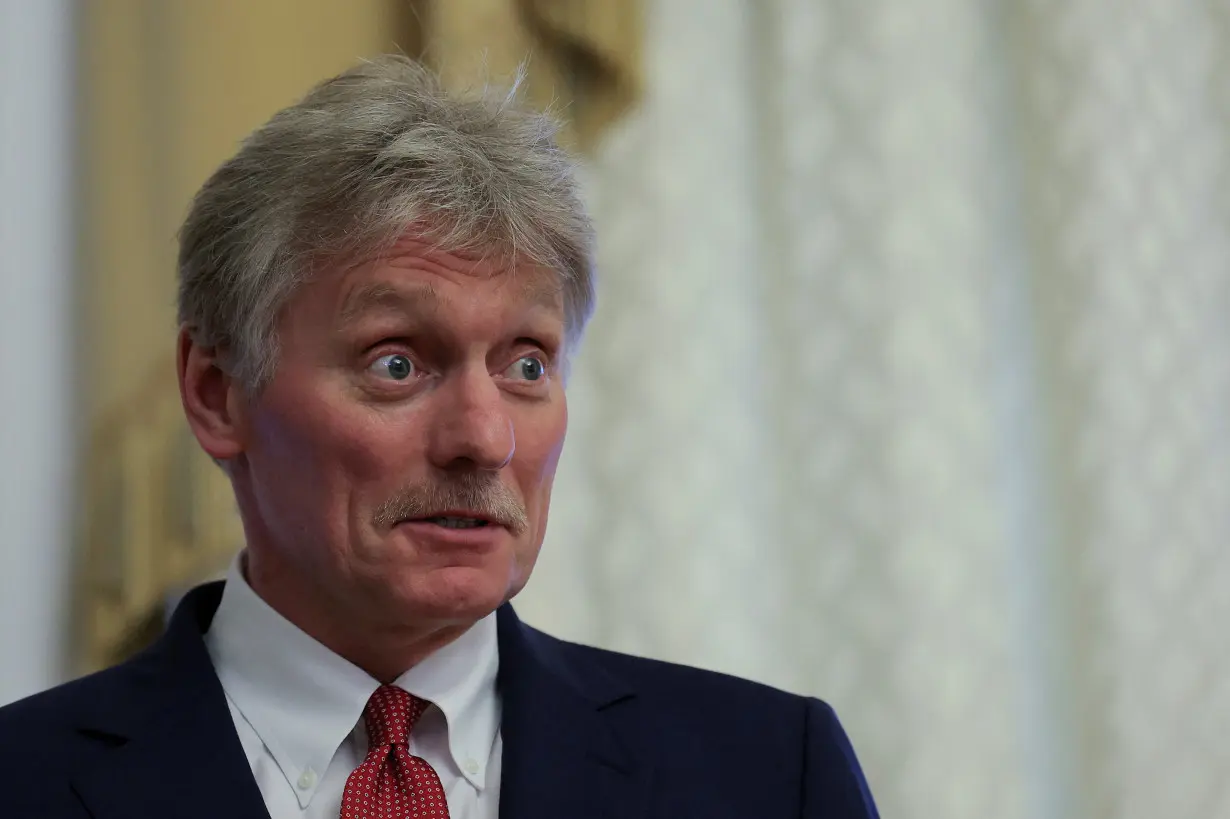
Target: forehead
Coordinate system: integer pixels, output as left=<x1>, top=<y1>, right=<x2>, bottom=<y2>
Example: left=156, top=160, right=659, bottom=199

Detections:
left=335, top=242, right=565, bottom=325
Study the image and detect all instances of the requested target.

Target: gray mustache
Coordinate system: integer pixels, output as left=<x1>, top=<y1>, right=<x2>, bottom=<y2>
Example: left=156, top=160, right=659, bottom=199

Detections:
left=374, top=473, right=529, bottom=535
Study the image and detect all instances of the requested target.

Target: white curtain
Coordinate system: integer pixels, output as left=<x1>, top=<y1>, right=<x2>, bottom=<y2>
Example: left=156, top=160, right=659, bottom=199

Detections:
left=514, top=1, right=1230, bottom=817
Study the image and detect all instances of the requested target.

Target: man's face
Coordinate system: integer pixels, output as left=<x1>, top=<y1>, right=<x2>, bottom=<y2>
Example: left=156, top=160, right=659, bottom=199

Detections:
left=231, top=238, right=568, bottom=627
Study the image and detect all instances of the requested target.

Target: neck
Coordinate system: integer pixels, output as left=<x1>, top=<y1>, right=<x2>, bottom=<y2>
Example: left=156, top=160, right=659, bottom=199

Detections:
left=241, top=549, right=472, bottom=682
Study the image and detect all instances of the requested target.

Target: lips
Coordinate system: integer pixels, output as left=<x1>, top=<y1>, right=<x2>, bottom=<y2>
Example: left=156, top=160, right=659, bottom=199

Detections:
left=398, top=510, right=503, bottom=530
left=418, top=515, right=491, bottom=529
left=392, top=511, right=508, bottom=549
left=374, top=482, right=529, bottom=536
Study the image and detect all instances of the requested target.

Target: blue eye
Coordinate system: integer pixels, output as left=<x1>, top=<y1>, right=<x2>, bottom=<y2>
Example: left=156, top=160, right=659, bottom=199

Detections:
left=370, top=354, right=415, bottom=380
left=507, top=356, right=546, bottom=382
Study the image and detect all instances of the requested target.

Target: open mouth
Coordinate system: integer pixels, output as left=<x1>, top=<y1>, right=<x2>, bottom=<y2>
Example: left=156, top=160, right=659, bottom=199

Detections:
left=411, top=516, right=492, bottom=530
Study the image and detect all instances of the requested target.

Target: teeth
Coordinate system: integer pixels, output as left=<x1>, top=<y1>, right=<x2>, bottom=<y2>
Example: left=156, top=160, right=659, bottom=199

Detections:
left=427, top=516, right=487, bottom=529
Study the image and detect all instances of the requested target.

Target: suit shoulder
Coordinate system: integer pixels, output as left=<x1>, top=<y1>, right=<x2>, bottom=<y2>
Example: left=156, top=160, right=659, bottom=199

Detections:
left=533, top=625, right=815, bottom=713
left=521, top=626, right=880, bottom=814
left=532, top=629, right=880, bottom=816
left=0, top=656, right=151, bottom=741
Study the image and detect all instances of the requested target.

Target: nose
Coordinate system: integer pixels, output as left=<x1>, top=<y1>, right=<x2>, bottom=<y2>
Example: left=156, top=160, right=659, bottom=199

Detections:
left=426, top=366, right=515, bottom=472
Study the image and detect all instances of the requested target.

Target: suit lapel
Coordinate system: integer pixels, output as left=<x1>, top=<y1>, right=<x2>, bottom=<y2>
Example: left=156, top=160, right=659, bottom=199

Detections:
left=70, top=583, right=270, bottom=819
left=495, top=606, right=653, bottom=819
left=68, top=587, right=652, bottom=819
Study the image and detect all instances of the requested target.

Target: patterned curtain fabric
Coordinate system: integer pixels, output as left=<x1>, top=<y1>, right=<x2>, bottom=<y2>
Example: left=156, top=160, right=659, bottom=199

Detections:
left=511, top=1, right=1230, bottom=818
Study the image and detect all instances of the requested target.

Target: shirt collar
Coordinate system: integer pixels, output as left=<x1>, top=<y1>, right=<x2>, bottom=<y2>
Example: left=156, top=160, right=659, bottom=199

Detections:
left=204, top=552, right=500, bottom=800
left=391, top=605, right=500, bottom=788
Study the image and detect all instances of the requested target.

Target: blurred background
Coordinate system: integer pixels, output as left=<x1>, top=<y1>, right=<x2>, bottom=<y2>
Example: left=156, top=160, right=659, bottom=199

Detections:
left=2, top=1, right=1229, bottom=817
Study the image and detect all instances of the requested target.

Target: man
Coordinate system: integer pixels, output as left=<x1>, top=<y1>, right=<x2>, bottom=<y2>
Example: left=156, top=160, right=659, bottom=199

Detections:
left=0, top=57, right=878, bottom=818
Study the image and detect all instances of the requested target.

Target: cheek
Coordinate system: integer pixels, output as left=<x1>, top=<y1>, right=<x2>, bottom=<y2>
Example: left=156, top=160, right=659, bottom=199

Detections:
left=250, top=394, right=398, bottom=525
left=545, top=399, right=569, bottom=472
left=246, top=409, right=341, bottom=543
left=516, top=402, right=568, bottom=504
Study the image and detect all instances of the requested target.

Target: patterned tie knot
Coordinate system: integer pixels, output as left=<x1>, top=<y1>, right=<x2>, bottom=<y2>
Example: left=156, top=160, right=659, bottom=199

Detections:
left=363, top=685, right=429, bottom=749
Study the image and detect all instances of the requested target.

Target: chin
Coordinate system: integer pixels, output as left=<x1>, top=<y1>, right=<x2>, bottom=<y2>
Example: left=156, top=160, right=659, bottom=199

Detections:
left=395, top=564, right=513, bottom=622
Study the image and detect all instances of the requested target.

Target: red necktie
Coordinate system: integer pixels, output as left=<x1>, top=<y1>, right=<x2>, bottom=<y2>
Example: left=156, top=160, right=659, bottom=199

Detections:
left=339, top=685, right=451, bottom=818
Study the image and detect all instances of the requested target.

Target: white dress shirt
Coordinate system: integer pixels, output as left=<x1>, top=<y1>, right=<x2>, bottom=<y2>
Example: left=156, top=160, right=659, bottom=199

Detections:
left=204, top=554, right=502, bottom=819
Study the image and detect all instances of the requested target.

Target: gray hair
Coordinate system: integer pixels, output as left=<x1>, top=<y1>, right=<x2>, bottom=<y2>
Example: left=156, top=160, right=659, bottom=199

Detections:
left=177, top=55, right=596, bottom=392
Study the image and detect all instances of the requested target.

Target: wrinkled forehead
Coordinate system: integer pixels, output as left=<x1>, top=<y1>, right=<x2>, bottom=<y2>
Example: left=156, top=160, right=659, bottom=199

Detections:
left=337, top=272, right=564, bottom=326
left=331, top=237, right=566, bottom=322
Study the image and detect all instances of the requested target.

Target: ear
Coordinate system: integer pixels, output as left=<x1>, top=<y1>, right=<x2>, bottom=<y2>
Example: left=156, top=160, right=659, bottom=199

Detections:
left=177, top=325, right=246, bottom=461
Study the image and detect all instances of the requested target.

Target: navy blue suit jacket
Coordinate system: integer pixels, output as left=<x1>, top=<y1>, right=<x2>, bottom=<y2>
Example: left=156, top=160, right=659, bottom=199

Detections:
left=0, top=582, right=878, bottom=818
